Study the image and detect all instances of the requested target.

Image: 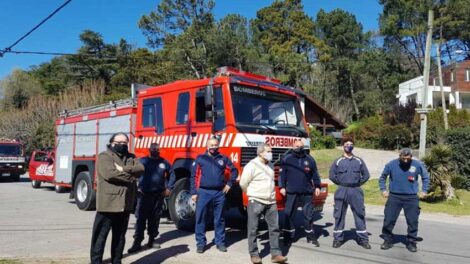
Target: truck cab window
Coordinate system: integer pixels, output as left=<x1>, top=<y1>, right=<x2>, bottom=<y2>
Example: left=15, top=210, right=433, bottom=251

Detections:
left=142, top=97, right=164, bottom=133
left=176, top=92, right=190, bottom=125
left=195, top=87, right=226, bottom=131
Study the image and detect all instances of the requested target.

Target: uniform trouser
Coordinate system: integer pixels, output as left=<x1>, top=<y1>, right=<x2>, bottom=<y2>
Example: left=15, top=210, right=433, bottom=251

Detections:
left=333, top=186, right=368, bottom=242
left=247, top=199, right=282, bottom=257
left=382, top=193, right=420, bottom=243
left=283, top=194, right=315, bottom=239
left=195, top=188, right=225, bottom=247
left=90, top=212, right=130, bottom=264
left=133, top=191, right=164, bottom=241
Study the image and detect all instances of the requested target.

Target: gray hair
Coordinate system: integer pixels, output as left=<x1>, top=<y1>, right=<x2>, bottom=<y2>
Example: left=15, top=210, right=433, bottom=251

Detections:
left=257, top=143, right=271, bottom=155
left=399, top=148, right=412, bottom=156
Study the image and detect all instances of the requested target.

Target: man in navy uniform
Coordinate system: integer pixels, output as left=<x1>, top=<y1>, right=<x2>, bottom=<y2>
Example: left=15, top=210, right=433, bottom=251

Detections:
left=379, top=148, right=429, bottom=252
left=329, top=138, right=371, bottom=249
left=279, top=140, right=321, bottom=246
left=191, top=137, right=238, bottom=253
left=128, top=143, right=173, bottom=253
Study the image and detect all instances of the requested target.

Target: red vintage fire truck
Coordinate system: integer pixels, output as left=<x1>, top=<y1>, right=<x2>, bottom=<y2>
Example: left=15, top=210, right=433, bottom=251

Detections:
left=41, top=67, right=328, bottom=230
left=0, top=139, right=26, bottom=182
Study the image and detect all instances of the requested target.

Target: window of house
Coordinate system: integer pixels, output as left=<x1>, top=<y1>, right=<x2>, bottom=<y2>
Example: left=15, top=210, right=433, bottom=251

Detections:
left=142, top=97, right=164, bottom=133
left=451, top=70, right=454, bottom=82
left=176, top=92, right=190, bottom=124
left=466, top=69, right=470, bottom=82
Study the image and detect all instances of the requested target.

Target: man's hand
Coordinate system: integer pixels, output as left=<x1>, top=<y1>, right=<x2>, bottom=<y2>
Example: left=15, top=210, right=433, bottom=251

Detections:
left=418, top=192, right=427, bottom=199
left=314, top=188, right=321, bottom=197
left=114, top=163, right=123, bottom=172
left=382, top=191, right=389, bottom=198
left=280, top=188, right=286, bottom=196
left=223, top=185, right=231, bottom=194
left=164, top=188, right=171, bottom=197
left=191, top=195, right=198, bottom=202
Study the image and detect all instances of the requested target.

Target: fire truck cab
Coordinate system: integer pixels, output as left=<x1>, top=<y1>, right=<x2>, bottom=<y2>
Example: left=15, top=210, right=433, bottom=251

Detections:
left=0, top=139, right=26, bottom=182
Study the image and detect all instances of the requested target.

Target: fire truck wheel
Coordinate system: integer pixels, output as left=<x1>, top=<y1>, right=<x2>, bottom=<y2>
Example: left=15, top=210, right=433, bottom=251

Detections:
left=168, top=178, right=195, bottom=231
left=31, top=180, right=41, bottom=189
left=74, top=171, right=96, bottom=211
left=55, top=185, right=67, bottom=193
left=11, top=173, right=20, bottom=182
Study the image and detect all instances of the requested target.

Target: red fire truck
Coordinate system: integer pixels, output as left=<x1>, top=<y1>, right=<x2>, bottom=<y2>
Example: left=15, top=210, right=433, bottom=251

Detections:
left=0, top=139, right=26, bottom=182
left=46, top=67, right=328, bottom=230
left=28, top=149, right=56, bottom=190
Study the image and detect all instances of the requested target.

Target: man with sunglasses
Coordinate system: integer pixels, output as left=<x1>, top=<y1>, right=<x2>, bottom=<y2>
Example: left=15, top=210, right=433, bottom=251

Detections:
left=379, top=148, right=430, bottom=252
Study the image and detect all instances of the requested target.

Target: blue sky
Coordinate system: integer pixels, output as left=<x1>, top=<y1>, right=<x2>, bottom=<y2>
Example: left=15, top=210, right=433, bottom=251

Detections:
left=0, top=0, right=382, bottom=79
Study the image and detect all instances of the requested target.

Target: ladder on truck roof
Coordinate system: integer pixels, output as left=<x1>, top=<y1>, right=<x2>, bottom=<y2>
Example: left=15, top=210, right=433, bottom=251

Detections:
left=59, top=98, right=136, bottom=118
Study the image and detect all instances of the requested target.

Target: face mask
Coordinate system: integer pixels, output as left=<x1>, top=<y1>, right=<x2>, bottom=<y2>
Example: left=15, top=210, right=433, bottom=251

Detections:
left=113, top=144, right=128, bottom=155
left=344, top=145, right=354, bottom=153
left=150, top=150, right=160, bottom=158
left=208, top=147, right=219, bottom=155
left=263, top=152, right=273, bottom=162
left=293, top=147, right=304, bottom=154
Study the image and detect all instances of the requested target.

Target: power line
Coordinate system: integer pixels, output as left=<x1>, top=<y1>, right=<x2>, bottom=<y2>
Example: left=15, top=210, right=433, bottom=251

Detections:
left=0, top=0, right=73, bottom=58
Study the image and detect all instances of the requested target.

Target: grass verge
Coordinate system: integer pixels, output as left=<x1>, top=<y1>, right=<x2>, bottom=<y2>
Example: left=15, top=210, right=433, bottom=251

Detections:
left=311, top=148, right=342, bottom=178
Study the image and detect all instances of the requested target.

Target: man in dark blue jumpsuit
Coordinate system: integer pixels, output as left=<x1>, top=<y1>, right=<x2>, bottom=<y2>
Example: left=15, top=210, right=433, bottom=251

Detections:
left=279, top=140, right=321, bottom=246
left=379, top=148, right=429, bottom=252
left=329, top=138, right=371, bottom=249
left=191, top=138, right=238, bottom=253
left=128, top=143, right=173, bottom=253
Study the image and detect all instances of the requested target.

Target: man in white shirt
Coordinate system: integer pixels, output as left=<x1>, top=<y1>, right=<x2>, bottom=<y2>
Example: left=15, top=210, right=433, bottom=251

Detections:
left=240, top=143, right=287, bottom=264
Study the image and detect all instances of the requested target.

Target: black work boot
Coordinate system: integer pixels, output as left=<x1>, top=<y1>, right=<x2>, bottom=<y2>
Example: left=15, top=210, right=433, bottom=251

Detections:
left=406, top=242, right=417, bottom=252
left=127, top=239, right=143, bottom=254
left=380, top=241, right=393, bottom=250
left=332, top=240, right=343, bottom=248
left=147, top=237, right=161, bottom=249
left=306, top=233, right=319, bottom=247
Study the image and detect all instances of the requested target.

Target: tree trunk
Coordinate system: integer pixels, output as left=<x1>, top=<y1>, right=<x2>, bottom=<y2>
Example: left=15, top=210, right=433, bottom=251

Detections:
left=442, top=180, right=456, bottom=200
left=349, top=75, right=360, bottom=119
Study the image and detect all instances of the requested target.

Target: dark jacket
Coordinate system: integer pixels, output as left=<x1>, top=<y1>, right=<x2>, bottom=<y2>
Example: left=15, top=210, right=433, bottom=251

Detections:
left=279, top=152, right=321, bottom=194
left=138, top=156, right=173, bottom=193
left=329, top=155, right=370, bottom=187
left=96, top=148, right=144, bottom=212
left=379, top=159, right=430, bottom=195
left=190, top=152, right=238, bottom=195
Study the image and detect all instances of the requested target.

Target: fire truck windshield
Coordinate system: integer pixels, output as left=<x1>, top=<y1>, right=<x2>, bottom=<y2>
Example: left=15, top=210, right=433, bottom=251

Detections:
left=0, top=145, right=21, bottom=156
left=231, top=85, right=307, bottom=137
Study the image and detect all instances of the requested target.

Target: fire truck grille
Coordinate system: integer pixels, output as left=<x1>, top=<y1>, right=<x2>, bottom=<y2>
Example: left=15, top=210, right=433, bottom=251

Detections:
left=240, top=147, right=290, bottom=167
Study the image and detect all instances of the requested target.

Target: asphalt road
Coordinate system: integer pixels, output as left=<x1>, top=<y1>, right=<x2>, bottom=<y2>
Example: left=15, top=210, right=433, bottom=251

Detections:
left=1, top=175, right=470, bottom=264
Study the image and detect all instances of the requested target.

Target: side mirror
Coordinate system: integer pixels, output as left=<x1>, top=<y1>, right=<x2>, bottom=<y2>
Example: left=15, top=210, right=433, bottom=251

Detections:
left=204, top=85, right=213, bottom=108
left=47, top=157, right=54, bottom=164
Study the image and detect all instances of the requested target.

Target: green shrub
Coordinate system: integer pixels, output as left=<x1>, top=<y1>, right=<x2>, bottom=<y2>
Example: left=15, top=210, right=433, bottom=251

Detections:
left=445, top=127, right=470, bottom=190
left=378, top=124, right=413, bottom=150
left=322, top=135, right=336, bottom=149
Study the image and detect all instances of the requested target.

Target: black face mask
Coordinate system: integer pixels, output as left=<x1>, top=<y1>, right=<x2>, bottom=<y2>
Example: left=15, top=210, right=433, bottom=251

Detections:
left=208, top=147, right=219, bottom=156
left=150, top=150, right=160, bottom=158
left=399, top=160, right=411, bottom=170
left=113, top=144, right=128, bottom=155
left=293, top=147, right=305, bottom=156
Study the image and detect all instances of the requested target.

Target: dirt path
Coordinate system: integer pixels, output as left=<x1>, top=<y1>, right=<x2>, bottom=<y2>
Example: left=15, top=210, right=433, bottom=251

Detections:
left=343, top=147, right=400, bottom=179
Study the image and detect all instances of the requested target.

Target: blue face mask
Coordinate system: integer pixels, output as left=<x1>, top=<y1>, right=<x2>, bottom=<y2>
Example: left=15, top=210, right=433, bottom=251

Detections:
left=344, top=145, right=354, bottom=153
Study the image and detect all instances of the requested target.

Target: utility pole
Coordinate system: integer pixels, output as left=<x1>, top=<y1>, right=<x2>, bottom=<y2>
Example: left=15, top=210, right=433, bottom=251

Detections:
left=417, top=9, right=434, bottom=159
left=436, top=37, right=449, bottom=130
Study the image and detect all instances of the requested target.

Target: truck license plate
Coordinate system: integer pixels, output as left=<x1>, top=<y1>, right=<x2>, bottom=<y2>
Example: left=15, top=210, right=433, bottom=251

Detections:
left=2, top=172, right=11, bottom=177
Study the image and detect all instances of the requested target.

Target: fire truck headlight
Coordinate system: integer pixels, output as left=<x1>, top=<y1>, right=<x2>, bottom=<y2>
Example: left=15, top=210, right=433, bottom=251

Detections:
left=18, top=165, right=23, bottom=169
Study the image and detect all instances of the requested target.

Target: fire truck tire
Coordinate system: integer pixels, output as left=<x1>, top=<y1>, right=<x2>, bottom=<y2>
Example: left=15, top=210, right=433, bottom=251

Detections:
left=55, top=185, right=67, bottom=193
left=74, top=171, right=96, bottom=211
left=11, top=173, right=20, bottom=182
left=168, top=178, right=195, bottom=231
left=31, top=180, right=41, bottom=189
